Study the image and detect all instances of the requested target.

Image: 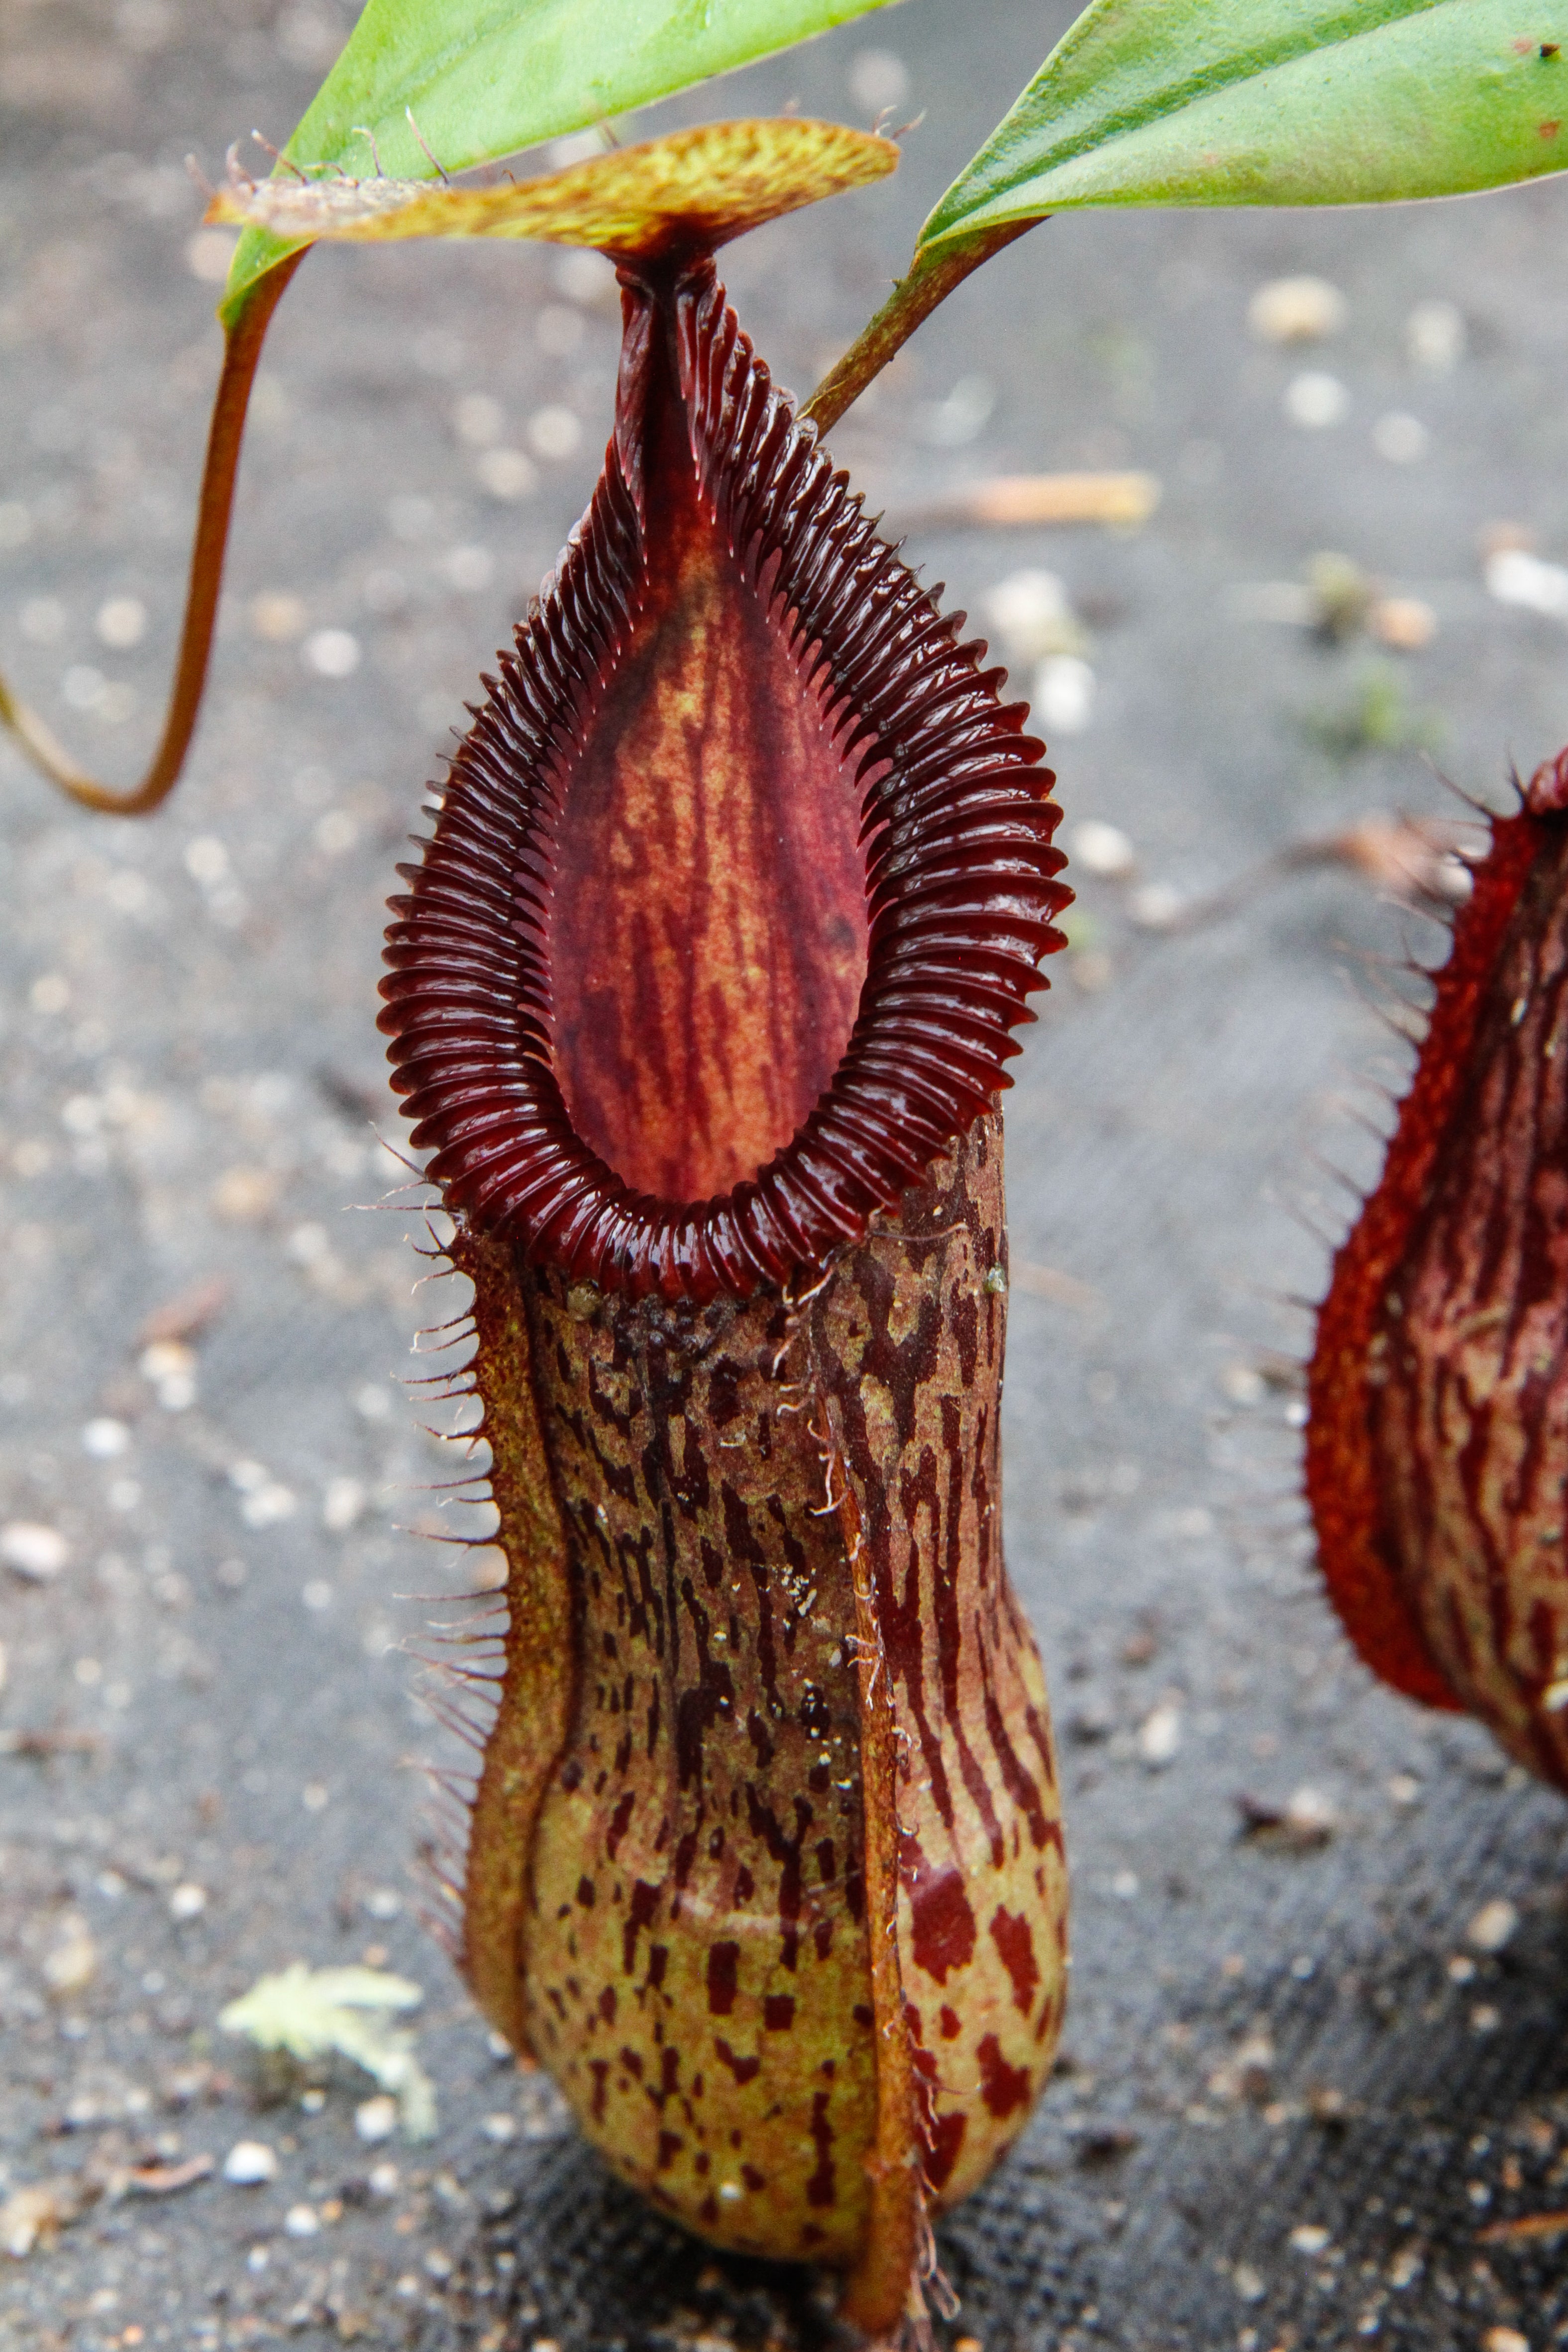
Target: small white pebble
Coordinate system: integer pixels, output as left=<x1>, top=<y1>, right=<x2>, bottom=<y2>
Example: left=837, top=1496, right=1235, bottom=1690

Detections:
left=302, top=1782, right=329, bottom=1812
left=1288, top=1785, right=1337, bottom=1832
left=1485, top=2330, right=1530, bottom=2352
left=1032, top=653, right=1095, bottom=735
left=440, top=543, right=495, bottom=594
left=1370, top=595, right=1438, bottom=652
left=240, top=1482, right=296, bottom=1528
left=848, top=45, right=910, bottom=114
left=368, top=2161, right=400, bottom=2197
left=301, top=1580, right=333, bottom=1612
left=82, top=1418, right=130, bottom=1459
left=184, top=837, right=229, bottom=888
left=42, top=1915, right=98, bottom=1995
left=1387, top=1772, right=1422, bottom=1808
left=95, top=595, right=147, bottom=649
left=288, top=1221, right=331, bottom=1267
left=527, top=405, right=582, bottom=461
left=251, top=590, right=308, bottom=643
left=303, top=628, right=361, bottom=680
left=1128, top=881, right=1185, bottom=932
left=1232, top=2262, right=1266, bottom=2304
left=168, top=1882, right=207, bottom=1922
left=476, top=446, right=538, bottom=501
left=1373, top=411, right=1429, bottom=464
left=1284, top=371, right=1350, bottom=430
left=1467, top=1898, right=1519, bottom=1954
left=1250, top=275, right=1347, bottom=344
left=223, top=2140, right=278, bottom=2186
left=356, top=2096, right=399, bottom=2144
left=479, top=2112, right=516, bottom=2143
left=985, top=568, right=1078, bottom=664
left=1486, top=547, right=1568, bottom=623
left=1, top=1521, right=68, bottom=1582
left=323, top=1477, right=365, bottom=1533
left=1290, top=2223, right=1332, bottom=2256
left=1407, top=298, right=1465, bottom=372
left=283, top=2203, right=319, bottom=2238
left=1138, top=1702, right=1182, bottom=1768
left=313, top=810, right=357, bottom=857
left=1068, top=819, right=1136, bottom=879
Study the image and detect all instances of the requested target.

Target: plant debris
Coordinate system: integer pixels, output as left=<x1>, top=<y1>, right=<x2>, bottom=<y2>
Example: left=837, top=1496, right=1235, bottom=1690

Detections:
left=1236, top=1787, right=1338, bottom=1850
left=1249, top=274, right=1348, bottom=343
left=218, top=1964, right=437, bottom=2138
left=1465, top=1898, right=1520, bottom=1954
left=1477, top=2209, right=1568, bottom=2245
left=135, top=1274, right=230, bottom=1348
left=897, top=471, right=1161, bottom=533
left=0, top=1724, right=105, bottom=1760
left=1299, top=664, right=1444, bottom=760
left=1125, top=812, right=1476, bottom=939
left=0, top=2177, right=90, bottom=2258
left=0, top=1521, right=69, bottom=1582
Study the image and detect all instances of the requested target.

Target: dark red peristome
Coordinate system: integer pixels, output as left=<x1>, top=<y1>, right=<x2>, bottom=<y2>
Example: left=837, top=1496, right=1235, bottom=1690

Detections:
left=378, top=251, right=1068, bottom=1300
left=1306, top=749, right=1568, bottom=1738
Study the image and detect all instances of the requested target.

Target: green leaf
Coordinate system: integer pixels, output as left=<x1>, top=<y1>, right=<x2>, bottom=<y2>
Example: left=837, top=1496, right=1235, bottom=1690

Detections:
left=221, top=0, right=906, bottom=324
left=920, top=0, right=1568, bottom=252
left=208, top=118, right=897, bottom=262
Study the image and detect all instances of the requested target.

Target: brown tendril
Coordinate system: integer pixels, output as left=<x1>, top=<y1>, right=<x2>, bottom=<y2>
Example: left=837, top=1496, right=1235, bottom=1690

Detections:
left=0, top=249, right=305, bottom=817
left=0, top=192, right=1034, bottom=816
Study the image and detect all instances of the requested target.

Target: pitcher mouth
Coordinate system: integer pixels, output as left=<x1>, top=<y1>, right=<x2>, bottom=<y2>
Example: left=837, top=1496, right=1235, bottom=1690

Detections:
left=380, top=252, right=1069, bottom=1302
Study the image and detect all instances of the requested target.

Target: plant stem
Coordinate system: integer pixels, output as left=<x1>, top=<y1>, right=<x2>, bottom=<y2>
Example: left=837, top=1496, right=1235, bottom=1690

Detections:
left=801, top=219, right=1040, bottom=437
left=0, top=250, right=306, bottom=817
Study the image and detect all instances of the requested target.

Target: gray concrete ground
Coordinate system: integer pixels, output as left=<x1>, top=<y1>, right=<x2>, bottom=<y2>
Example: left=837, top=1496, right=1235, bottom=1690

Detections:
left=5, top=2, right=1568, bottom=2347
